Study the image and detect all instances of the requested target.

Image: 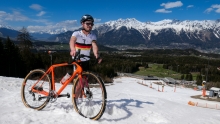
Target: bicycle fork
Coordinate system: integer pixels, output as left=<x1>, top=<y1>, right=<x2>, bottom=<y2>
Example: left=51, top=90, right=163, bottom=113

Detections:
left=79, top=75, right=92, bottom=99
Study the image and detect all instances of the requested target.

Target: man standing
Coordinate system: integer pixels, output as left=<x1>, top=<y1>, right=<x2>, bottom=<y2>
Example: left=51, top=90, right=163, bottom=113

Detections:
left=69, top=14, right=101, bottom=71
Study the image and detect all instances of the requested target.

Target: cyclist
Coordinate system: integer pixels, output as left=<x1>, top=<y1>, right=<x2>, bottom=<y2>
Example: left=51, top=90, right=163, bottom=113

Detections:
left=69, top=14, right=101, bottom=102
left=69, top=14, right=102, bottom=71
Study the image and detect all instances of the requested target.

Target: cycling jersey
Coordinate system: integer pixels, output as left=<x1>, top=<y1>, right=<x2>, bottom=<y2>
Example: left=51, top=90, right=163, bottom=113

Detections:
left=72, top=30, right=97, bottom=61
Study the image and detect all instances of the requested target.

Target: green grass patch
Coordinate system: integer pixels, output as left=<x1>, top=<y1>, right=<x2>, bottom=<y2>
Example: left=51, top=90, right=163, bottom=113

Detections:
left=134, top=63, right=198, bottom=80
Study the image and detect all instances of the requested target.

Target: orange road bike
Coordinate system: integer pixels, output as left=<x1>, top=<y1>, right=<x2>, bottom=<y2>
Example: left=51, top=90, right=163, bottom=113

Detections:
left=21, top=50, right=107, bottom=120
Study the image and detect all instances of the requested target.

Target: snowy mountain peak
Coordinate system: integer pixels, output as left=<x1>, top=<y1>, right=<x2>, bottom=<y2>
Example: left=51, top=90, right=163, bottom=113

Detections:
left=103, top=18, right=146, bottom=30
left=150, top=19, right=175, bottom=25
left=0, top=24, right=15, bottom=30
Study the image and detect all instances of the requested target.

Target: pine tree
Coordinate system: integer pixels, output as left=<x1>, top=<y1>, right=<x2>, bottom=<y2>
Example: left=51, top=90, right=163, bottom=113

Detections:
left=188, top=73, right=193, bottom=81
left=0, top=39, right=4, bottom=75
left=17, top=27, right=32, bottom=48
left=196, top=74, right=202, bottom=85
left=4, top=37, right=22, bottom=76
left=181, top=74, right=184, bottom=80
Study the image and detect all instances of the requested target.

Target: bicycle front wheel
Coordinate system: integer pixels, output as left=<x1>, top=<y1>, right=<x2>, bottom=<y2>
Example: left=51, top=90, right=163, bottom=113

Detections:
left=72, top=72, right=107, bottom=120
left=21, top=69, right=51, bottom=110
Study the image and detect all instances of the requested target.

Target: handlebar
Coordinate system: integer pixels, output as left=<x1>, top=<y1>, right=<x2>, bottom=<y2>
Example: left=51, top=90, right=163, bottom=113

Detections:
left=71, top=49, right=91, bottom=62
left=71, top=49, right=101, bottom=65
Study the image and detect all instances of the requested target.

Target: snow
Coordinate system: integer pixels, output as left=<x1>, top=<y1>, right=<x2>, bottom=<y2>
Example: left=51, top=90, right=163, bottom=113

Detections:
left=1, top=76, right=220, bottom=124
left=98, top=18, right=220, bottom=35
left=0, top=24, right=16, bottom=30
left=214, top=32, right=219, bottom=38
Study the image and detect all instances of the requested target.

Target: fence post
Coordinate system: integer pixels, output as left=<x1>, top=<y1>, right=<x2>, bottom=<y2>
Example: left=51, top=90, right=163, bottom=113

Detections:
left=174, top=84, right=176, bottom=92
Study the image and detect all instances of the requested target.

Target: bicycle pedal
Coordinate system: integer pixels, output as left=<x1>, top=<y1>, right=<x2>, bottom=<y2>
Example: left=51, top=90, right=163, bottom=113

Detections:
left=67, top=93, right=70, bottom=98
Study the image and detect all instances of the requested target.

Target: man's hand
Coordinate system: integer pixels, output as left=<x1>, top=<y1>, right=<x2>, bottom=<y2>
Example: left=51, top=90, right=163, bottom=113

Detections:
left=70, top=50, right=76, bottom=56
left=97, top=57, right=102, bottom=64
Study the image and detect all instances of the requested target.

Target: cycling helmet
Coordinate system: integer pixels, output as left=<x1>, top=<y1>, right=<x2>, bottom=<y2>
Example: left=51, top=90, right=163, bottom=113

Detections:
left=80, top=14, right=94, bottom=23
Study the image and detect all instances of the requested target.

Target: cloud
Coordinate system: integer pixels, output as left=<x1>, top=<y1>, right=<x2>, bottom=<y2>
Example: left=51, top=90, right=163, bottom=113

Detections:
left=205, top=8, right=213, bottom=13
left=32, top=19, right=52, bottom=25
left=212, top=4, right=220, bottom=13
left=29, top=4, right=46, bottom=17
left=187, top=5, right=194, bottom=8
left=205, top=4, right=220, bottom=13
left=94, top=18, right=101, bottom=22
left=0, top=10, right=29, bottom=21
left=212, top=4, right=220, bottom=8
left=216, top=8, right=220, bottom=13
left=27, top=20, right=79, bottom=32
left=160, top=1, right=183, bottom=9
left=28, top=19, right=102, bottom=32
left=155, top=1, right=183, bottom=14
left=55, top=20, right=78, bottom=27
left=155, top=9, right=172, bottom=13
left=0, top=11, right=7, bottom=18
left=37, top=11, right=46, bottom=16
left=0, top=11, right=7, bottom=24
left=29, top=4, right=43, bottom=11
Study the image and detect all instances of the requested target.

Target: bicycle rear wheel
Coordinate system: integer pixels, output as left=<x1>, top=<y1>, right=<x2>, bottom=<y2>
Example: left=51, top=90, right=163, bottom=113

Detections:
left=21, top=69, right=51, bottom=110
left=72, top=71, right=107, bottom=120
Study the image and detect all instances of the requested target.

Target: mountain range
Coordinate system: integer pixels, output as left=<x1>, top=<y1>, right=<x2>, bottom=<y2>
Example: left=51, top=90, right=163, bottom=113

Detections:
left=1, top=18, right=220, bottom=48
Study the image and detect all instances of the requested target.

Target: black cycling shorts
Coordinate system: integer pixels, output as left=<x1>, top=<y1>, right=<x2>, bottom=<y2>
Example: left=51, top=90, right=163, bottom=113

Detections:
left=80, top=61, right=90, bottom=71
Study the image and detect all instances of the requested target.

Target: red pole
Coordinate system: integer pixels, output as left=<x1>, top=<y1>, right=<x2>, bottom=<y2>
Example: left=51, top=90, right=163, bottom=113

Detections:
left=202, top=87, right=206, bottom=97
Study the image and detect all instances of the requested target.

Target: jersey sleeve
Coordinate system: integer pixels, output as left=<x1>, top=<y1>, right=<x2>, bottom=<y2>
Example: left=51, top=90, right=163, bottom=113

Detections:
left=72, top=31, right=78, bottom=37
left=92, top=34, right=97, bottom=42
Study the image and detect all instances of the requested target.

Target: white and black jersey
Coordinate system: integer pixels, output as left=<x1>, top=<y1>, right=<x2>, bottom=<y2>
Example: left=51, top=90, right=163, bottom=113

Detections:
left=72, top=30, right=97, bottom=61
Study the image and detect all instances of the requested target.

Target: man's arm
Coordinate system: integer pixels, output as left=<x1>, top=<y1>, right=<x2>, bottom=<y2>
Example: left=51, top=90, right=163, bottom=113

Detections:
left=69, top=36, right=77, bottom=56
left=92, top=41, right=99, bottom=59
left=92, top=41, right=102, bottom=63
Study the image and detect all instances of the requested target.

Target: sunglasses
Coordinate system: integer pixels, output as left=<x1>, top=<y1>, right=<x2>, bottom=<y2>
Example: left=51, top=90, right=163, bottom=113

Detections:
left=85, top=23, right=94, bottom=26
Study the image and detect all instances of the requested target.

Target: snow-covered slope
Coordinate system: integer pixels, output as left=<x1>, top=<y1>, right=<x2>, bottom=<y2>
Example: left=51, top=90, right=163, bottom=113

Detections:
left=0, top=76, right=220, bottom=123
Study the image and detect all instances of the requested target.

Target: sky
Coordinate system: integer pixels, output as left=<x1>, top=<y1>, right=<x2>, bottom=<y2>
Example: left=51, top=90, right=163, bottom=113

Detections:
left=1, top=76, right=220, bottom=123
left=0, top=0, right=220, bottom=31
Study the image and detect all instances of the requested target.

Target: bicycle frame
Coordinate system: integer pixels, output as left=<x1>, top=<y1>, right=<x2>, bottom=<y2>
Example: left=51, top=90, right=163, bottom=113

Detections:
left=31, top=61, right=83, bottom=96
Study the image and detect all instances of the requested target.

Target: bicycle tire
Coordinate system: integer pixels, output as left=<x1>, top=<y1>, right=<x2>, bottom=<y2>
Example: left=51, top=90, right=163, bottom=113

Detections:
left=72, top=71, right=107, bottom=120
left=21, top=69, right=51, bottom=110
